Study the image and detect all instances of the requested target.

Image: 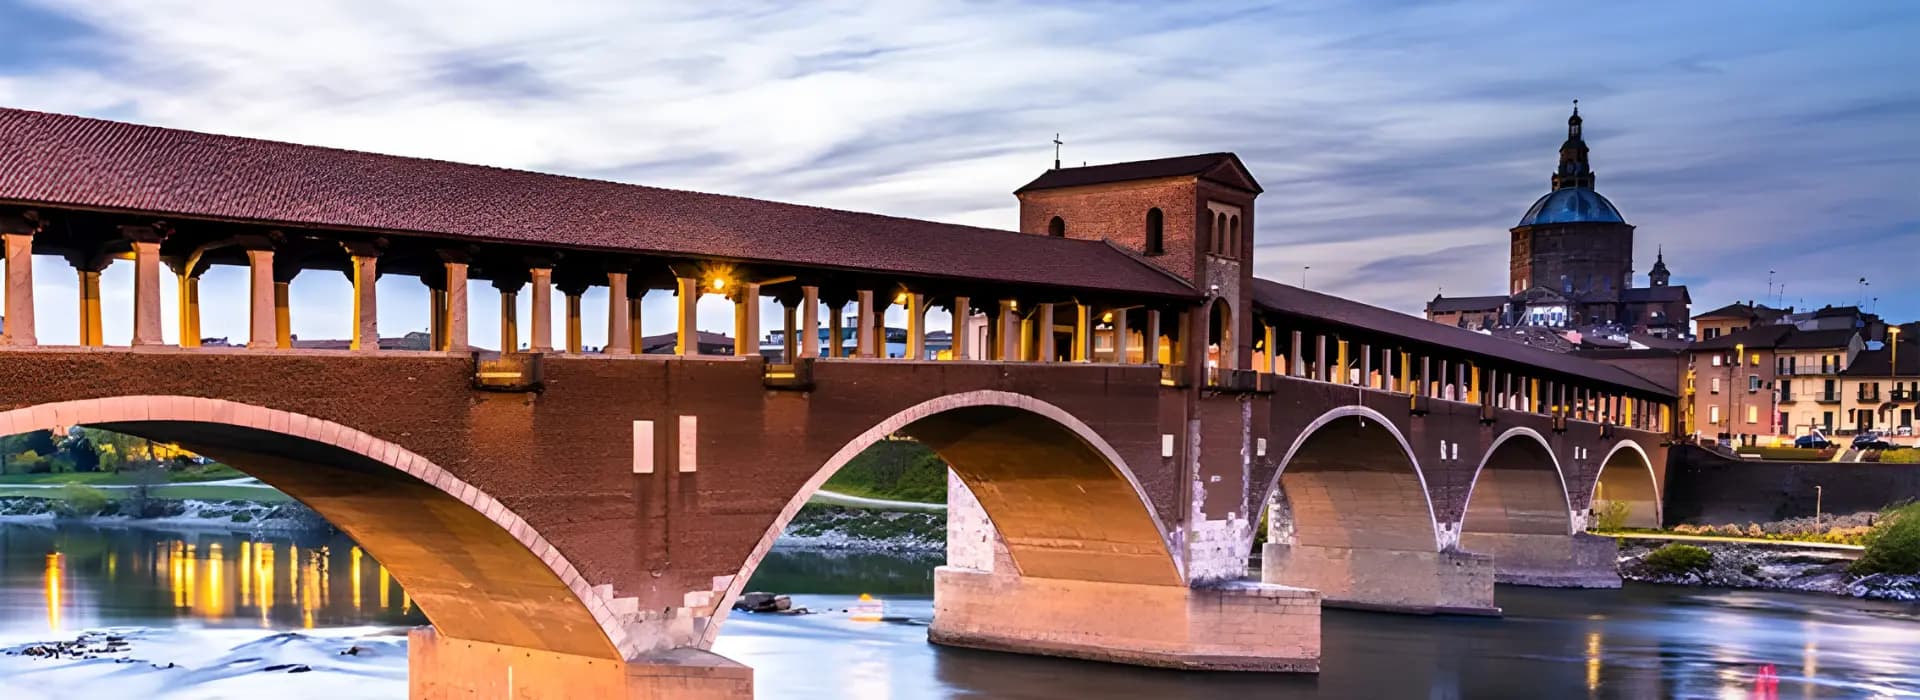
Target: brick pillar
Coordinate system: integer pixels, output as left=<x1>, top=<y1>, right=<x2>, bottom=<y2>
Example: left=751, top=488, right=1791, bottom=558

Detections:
left=605, top=272, right=631, bottom=355
left=799, top=285, right=820, bottom=359
left=1, top=232, right=34, bottom=346
left=527, top=267, right=553, bottom=353
left=675, top=276, right=700, bottom=356
left=246, top=249, right=276, bottom=349
left=130, top=241, right=164, bottom=346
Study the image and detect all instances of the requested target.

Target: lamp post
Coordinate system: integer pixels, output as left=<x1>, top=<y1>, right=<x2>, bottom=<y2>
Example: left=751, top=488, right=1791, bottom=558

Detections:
left=1733, top=342, right=1745, bottom=447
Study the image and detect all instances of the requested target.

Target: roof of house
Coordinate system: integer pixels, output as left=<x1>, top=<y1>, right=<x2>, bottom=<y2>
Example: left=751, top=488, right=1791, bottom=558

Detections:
left=639, top=331, right=735, bottom=353
left=1841, top=341, right=1920, bottom=376
left=290, top=332, right=432, bottom=351
left=1692, top=302, right=1790, bottom=321
left=1250, top=278, right=1671, bottom=396
left=1425, top=294, right=1510, bottom=314
left=1620, top=285, right=1690, bottom=303
left=1690, top=325, right=1857, bottom=352
left=0, top=108, right=1196, bottom=299
left=1014, top=153, right=1262, bottom=194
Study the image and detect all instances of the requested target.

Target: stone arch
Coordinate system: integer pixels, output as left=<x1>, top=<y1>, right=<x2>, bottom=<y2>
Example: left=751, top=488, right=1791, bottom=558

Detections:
left=1460, top=427, right=1574, bottom=542
left=703, top=390, right=1178, bottom=645
left=0, top=396, right=629, bottom=659
left=1591, top=439, right=1661, bottom=529
left=1206, top=297, right=1234, bottom=369
left=1262, top=405, right=1442, bottom=555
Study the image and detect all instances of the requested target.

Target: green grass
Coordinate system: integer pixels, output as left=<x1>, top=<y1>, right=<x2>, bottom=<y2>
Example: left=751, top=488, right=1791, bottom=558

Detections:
left=0, top=463, right=248, bottom=485
left=1852, top=502, right=1920, bottom=575
left=822, top=439, right=947, bottom=504
left=1871, top=449, right=1920, bottom=464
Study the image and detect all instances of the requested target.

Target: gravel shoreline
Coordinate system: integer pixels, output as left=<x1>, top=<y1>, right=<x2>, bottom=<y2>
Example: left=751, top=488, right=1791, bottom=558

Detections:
left=1619, top=539, right=1920, bottom=602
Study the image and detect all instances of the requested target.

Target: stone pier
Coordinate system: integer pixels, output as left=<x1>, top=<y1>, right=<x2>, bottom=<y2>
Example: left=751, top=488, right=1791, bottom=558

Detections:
left=1462, top=532, right=1622, bottom=588
left=407, top=628, right=752, bottom=700
left=1261, top=542, right=1498, bottom=615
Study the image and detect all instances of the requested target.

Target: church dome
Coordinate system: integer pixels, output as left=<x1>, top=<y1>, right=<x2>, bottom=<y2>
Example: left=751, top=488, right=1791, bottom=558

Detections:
left=1516, top=187, right=1625, bottom=227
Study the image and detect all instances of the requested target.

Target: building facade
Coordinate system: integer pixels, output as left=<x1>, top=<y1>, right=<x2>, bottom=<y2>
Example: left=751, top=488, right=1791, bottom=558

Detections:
left=1427, top=106, right=1690, bottom=337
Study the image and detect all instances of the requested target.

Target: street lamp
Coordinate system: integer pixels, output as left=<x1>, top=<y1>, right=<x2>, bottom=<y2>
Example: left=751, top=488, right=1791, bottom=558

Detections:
left=1733, top=342, right=1745, bottom=447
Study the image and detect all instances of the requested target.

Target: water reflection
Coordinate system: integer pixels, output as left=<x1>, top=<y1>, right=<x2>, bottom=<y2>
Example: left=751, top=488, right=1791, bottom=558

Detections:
left=6, top=523, right=425, bottom=637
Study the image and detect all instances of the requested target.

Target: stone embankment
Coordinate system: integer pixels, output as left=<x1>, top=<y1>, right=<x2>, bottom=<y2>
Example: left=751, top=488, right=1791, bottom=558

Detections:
left=1618, top=540, right=1919, bottom=602
left=0, top=496, right=331, bottom=532
left=778, top=503, right=944, bottom=552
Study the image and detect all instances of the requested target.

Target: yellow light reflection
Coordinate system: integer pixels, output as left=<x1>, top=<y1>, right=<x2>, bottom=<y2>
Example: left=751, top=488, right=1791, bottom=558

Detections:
left=182, top=543, right=197, bottom=611
left=1585, top=630, right=1602, bottom=694
left=171, top=541, right=186, bottom=609
left=256, top=543, right=275, bottom=628
left=850, top=593, right=883, bottom=623
left=401, top=590, right=412, bottom=616
left=202, top=543, right=227, bottom=620
left=380, top=565, right=391, bottom=609
left=240, top=541, right=252, bottom=608
left=350, top=547, right=363, bottom=612
left=300, top=547, right=322, bottom=629
left=44, top=553, right=64, bottom=633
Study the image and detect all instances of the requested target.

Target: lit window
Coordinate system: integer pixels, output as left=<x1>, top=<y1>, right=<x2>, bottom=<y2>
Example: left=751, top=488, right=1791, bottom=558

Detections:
left=1711, top=377, right=1721, bottom=394
left=1711, top=356, right=1723, bottom=367
left=1709, top=406, right=1721, bottom=424
left=1748, top=375, right=1760, bottom=393
left=1747, top=406, right=1759, bottom=424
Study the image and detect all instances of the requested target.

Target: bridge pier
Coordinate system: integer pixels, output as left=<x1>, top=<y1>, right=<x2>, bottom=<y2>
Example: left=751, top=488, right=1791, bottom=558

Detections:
left=1463, top=532, right=1622, bottom=588
left=1260, top=542, right=1497, bottom=615
left=407, top=628, right=752, bottom=700
left=930, top=566, right=1320, bottom=672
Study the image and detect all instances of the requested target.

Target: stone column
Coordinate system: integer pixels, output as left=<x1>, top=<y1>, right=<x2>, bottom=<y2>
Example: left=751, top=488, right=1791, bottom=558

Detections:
left=799, top=286, right=821, bottom=359
left=1314, top=335, right=1328, bottom=382
left=1111, top=307, right=1130, bottom=364
left=1290, top=330, right=1304, bottom=378
left=443, top=262, right=468, bottom=352
left=629, top=288, right=645, bottom=354
left=1036, top=303, right=1057, bottom=362
left=855, top=290, right=876, bottom=358
left=349, top=252, right=379, bottom=352
left=126, top=240, right=164, bottom=346
left=1070, top=303, right=1092, bottom=362
left=905, top=292, right=927, bottom=360
left=734, top=282, right=761, bottom=357
left=528, top=267, right=553, bottom=353
left=274, top=281, right=293, bottom=349
left=675, top=276, right=700, bottom=356
left=497, top=284, right=520, bottom=353
left=76, top=266, right=104, bottom=346
left=1, top=232, right=34, bottom=346
left=781, top=301, right=798, bottom=361
left=246, top=249, right=276, bottom=349
left=565, top=292, right=583, bottom=353
left=1360, top=344, right=1373, bottom=388
left=827, top=300, right=845, bottom=358
left=175, top=273, right=201, bottom=348
left=1144, top=309, right=1162, bottom=365
left=949, top=296, right=970, bottom=361
left=428, top=287, right=447, bottom=351
left=605, top=272, right=632, bottom=355
left=999, top=301, right=1021, bottom=361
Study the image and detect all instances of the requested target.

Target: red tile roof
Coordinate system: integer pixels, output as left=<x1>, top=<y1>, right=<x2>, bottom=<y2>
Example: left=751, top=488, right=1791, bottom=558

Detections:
left=1015, top=153, right=1262, bottom=194
left=0, top=108, right=1196, bottom=299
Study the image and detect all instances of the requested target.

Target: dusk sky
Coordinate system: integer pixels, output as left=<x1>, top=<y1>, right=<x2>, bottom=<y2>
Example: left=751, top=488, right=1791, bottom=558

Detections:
left=1, top=0, right=1915, bottom=346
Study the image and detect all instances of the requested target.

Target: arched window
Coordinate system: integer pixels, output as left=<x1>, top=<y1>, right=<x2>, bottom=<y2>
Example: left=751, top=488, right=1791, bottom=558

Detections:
left=1144, top=208, right=1164, bottom=255
left=1214, top=213, right=1227, bottom=253
left=1048, top=216, right=1066, bottom=237
left=1228, top=215, right=1240, bottom=258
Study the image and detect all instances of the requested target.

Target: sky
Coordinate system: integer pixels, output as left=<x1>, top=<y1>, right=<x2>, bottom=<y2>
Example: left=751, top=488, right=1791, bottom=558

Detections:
left=1, top=0, right=1915, bottom=348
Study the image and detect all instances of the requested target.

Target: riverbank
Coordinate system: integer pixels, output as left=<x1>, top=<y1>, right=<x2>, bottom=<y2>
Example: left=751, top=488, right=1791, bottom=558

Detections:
left=778, top=503, right=943, bottom=552
left=0, top=495, right=330, bottom=533
left=1618, top=539, right=1920, bottom=602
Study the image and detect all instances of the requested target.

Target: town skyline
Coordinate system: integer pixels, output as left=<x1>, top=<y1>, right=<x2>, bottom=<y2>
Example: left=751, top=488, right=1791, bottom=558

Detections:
left=1, top=1, right=1914, bottom=346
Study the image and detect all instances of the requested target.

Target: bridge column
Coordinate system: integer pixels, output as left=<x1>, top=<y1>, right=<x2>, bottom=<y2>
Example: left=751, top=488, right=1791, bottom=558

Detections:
left=172, top=268, right=201, bottom=348
left=495, top=278, right=522, bottom=353
left=1036, top=303, right=1057, bottom=361
left=855, top=290, right=875, bottom=357
left=799, top=285, right=820, bottom=359
left=1110, top=306, right=1130, bottom=364
left=904, top=292, right=927, bottom=360
left=1143, top=309, right=1161, bottom=364
left=780, top=299, right=798, bottom=361
left=1313, top=335, right=1327, bottom=381
left=75, top=263, right=105, bottom=346
left=1070, top=303, right=1092, bottom=362
left=528, top=266, right=553, bottom=353
left=408, top=628, right=751, bottom=700
left=674, top=276, right=700, bottom=356
left=604, top=272, right=631, bottom=355
left=443, top=261, right=469, bottom=352
left=733, top=282, right=761, bottom=357
left=348, top=248, right=380, bottom=352
left=245, top=248, right=277, bottom=349
left=563, top=291, right=583, bottom=354
left=826, top=298, right=845, bottom=358
left=129, top=237, right=165, bottom=346
left=948, top=295, right=969, bottom=360
left=0, top=227, right=33, bottom=346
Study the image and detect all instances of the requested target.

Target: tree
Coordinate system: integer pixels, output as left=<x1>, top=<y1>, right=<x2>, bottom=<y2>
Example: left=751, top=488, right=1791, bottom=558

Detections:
left=65, top=434, right=100, bottom=473
left=9, top=450, right=47, bottom=475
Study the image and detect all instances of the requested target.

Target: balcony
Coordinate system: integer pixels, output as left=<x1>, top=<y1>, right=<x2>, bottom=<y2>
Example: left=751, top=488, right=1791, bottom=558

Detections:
left=1815, top=392, right=1842, bottom=403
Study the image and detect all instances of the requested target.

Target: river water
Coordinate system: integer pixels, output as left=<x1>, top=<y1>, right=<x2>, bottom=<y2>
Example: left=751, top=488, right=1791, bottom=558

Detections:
left=2, top=522, right=1917, bottom=699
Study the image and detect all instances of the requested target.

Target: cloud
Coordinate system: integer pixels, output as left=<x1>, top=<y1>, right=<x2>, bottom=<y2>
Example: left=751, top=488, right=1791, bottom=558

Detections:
left=0, top=0, right=1916, bottom=346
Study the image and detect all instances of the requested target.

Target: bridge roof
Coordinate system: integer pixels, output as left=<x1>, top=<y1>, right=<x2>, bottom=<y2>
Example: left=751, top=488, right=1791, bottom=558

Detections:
left=0, top=108, right=1196, bottom=299
left=1251, top=278, right=1674, bottom=397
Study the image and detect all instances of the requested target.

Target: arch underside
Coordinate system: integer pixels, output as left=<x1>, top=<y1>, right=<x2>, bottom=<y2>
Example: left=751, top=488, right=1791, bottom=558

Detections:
left=1593, top=444, right=1660, bottom=529
left=1277, top=415, right=1436, bottom=553
left=1462, top=433, right=1572, bottom=539
left=901, top=405, right=1179, bottom=586
left=8, top=404, right=618, bottom=660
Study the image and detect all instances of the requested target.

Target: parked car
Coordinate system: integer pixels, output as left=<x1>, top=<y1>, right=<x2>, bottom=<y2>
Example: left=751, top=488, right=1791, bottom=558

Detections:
left=1794, top=434, right=1831, bottom=449
left=1852, top=432, right=1894, bottom=450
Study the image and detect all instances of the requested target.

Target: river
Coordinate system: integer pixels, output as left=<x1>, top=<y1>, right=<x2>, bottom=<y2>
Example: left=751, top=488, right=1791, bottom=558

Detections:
left=2, top=522, right=1917, bottom=698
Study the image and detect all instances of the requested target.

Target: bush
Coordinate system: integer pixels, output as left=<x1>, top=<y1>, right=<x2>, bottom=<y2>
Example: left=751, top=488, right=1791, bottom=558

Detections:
left=1851, top=502, right=1920, bottom=576
left=1643, top=543, right=1713, bottom=576
left=1593, top=500, right=1631, bottom=531
left=51, top=483, right=111, bottom=518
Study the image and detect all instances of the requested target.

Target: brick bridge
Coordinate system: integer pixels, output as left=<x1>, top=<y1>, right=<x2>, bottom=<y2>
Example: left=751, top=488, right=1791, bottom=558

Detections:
left=0, top=109, right=1672, bottom=698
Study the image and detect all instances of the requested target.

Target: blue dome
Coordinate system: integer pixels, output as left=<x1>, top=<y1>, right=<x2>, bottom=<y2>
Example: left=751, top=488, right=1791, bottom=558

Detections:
left=1516, top=187, right=1625, bottom=227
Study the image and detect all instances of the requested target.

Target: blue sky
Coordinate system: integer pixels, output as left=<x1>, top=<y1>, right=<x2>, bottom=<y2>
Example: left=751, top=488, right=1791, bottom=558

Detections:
left=1, top=0, right=1915, bottom=347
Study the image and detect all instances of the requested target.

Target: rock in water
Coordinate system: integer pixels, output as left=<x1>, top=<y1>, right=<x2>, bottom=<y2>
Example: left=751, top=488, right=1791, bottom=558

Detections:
left=732, top=592, right=793, bottom=613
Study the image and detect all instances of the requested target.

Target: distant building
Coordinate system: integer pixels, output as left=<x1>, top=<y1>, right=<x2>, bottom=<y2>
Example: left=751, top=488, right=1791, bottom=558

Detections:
left=1426, top=105, right=1690, bottom=338
left=1687, top=325, right=1861, bottom=444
